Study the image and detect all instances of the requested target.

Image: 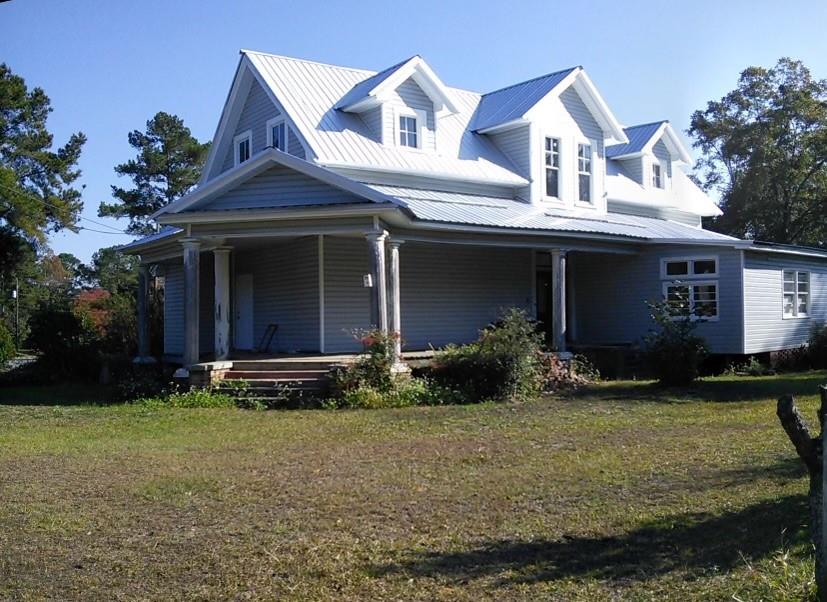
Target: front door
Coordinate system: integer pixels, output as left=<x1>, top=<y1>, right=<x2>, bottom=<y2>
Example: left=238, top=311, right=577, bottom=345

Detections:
left=235, top=274, right=254, bottom=350
left=536, top=269, right=553, bottom=346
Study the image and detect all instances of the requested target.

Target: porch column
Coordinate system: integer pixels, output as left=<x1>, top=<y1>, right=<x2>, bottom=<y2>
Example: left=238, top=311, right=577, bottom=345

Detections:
left=366, top=232, right=388, bottom=331
left=388, top=239, right=403, bottom=359
left=213, top=246, right=232, bottom=361
left=134, top=263, right=154, bottom=363
left=181, top=238, right=201, bottom=367
left=551, top=248, right=567, bottom=352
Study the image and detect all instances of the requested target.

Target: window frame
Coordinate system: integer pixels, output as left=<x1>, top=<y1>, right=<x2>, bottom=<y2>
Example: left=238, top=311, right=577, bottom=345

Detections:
left=576, top=142, right=593, bottom=205
left=393, top=107, right=427, bottom=150
left=659, top=256, right=719, bottom=280
left=662, top=280, right=720, bottom=321
left=652, top=161, right=663, bottom=188
left=543, top=136, right=561, bottom=200
left=266, top=116, right=288, bottom=152
left=233, top=130, right=252, bottom=166
left=782, top=269, right=810, bottom=319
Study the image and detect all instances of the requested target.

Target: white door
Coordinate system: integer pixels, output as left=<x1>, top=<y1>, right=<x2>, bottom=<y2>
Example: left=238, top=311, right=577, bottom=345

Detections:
left=235, top=274, right=254, bottom=350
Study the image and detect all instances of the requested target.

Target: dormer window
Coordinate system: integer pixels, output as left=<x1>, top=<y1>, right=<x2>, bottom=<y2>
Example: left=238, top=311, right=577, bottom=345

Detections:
left=394, top=107, right=426, bottom=150
left=652, top=162, right=663, bottom=188
left=234, top=130, right=252, bottom=166
left=544, top=137, right=560, bottom=198
left=399, top=115, right=418, bottom=148
left=577, top=143, right=592, bottom=203
left=266, top=117, right=288, bottom=151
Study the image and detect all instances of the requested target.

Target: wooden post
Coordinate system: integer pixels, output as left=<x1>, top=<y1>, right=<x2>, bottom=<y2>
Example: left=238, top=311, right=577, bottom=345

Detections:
left=213, top=247, right=232, bottom=361
left=388, top=239, right=403, bottom=359
left=181, top=238, right=201, bottom=368
left=134, top=263, right=154, bottom=363
left=551, top=248, right=567, bottom=352
left=366, top=232, right=388, bottom=331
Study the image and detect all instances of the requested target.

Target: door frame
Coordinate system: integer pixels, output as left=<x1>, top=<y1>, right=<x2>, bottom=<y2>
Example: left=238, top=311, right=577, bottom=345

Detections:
left=234, top=273, right=254, bottom=350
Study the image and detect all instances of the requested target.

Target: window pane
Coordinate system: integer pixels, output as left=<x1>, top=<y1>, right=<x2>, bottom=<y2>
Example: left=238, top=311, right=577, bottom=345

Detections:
left=798, top=271, right=810, bottom=283
left=798, top=297, right=808, bottom=315
left=666, top=261, right=688, bottom=276
left=578, top=174, right=590, bottom=203
left=666, top=285, right=690, bottom=316
left=783, top=270, right=796, bottom=283
left=409, top=131, right=417, bottom=147
left=693, top=260, right=716, bottom=275
left=783, top=293, right=795, bottom=316
left=783, top=281, right=796, bottom=293
left=546, top=168, right=559, bottom=197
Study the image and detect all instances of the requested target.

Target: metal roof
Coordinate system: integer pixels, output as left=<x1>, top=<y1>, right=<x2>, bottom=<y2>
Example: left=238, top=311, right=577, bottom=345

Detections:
left=605, top=121, right=666, bottom=158
left=471, top=67, right=578, bottom=132
left=245, top=51, right=528, bottom=186
left=118, top=226, right=182, bottom=252
left=365, top=184, right=738, bottom=242
left=334, top=56, right=417, bottom=110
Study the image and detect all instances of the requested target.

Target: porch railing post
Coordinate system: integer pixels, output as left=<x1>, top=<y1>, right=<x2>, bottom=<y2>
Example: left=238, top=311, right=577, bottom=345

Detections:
left=213, top=246, right=232, bottom=361
left=366, top=232, right=388, bottom=332
left=388, top=239, right=404, bottom=359
left=551, top=248, right=567, bottom=352
left=181, top=238, right=201, bottom=368
left=134, top=263, right=155, bottom=363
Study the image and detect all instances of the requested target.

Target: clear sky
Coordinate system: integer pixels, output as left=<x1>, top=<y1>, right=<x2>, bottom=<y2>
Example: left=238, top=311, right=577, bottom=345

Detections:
left=2, top=0, right=826, bottom=261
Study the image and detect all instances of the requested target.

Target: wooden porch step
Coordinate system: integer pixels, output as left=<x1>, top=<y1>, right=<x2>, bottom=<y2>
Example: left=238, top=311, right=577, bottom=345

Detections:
left=230, top=360, right=345, bottom=372
left=223, top=369, right=331, bottom=380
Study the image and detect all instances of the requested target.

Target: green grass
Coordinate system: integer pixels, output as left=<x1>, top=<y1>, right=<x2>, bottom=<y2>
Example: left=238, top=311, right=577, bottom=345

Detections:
left=0, top=372, right=824, bottom=600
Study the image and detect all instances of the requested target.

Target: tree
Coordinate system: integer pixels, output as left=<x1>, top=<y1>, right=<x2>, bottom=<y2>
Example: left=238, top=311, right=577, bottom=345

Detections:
left=689, top=58, right=827, bottom=245
left=0, top=63, right=86, bottom=273
left=86, top=246, right=138, bottom=295
left=99, top=112, right=209, bottom=235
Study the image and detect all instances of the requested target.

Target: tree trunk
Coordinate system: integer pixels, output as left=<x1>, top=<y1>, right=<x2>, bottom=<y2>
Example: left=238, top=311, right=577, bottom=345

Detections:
left=777, top=387, right=827, bottom=600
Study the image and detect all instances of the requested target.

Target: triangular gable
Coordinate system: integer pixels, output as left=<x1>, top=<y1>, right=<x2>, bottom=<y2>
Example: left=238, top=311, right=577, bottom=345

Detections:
left=606, top=121, right=692, bottom=164
left=334, top=55, right=460, bottom=114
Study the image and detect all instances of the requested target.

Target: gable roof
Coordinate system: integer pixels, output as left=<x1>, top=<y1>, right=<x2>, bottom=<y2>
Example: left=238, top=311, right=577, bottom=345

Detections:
left=606, top=121, right=692, bottom=164
left=334, top=55, right=460, bottom=114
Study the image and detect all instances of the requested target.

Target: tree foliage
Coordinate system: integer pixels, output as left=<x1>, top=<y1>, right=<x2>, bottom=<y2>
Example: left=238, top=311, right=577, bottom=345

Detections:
left=0, top=63, right=86, bottom=263
left=689, top=58, right=827, bottom=245
left=99, top=111, right=209, bottom=235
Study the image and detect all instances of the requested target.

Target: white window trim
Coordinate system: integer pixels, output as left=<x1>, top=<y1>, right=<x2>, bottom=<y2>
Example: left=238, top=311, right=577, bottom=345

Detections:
left=233, top=129, right=252, bottom=166
left=543, top=135, right=563, bottom=202
left=393, top=106, right=427, bottom=150
left=782, top=269, right=811, bottom=320
left=662, top=280, right=720, bottom=322
left=652, top=161, right=663, bottom=189
left=574, top=139, right=596, bottom=207
left=266, top=116, right=288, bottom=151
left=659, top=256, right=719, bottom=280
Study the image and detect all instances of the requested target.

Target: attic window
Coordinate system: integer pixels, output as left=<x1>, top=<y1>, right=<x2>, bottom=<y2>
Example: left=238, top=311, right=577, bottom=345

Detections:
left=267, top=117, right=288, bottom=152
left=652, top=163, right=663, bottom=188
left=577, top=143, right=592, bottom=203
left=399, top=115, right=418, bottom=148
left=234, top=130, right=252, bottom=166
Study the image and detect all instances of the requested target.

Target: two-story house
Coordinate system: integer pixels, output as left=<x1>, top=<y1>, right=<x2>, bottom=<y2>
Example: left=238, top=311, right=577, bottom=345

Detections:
left=123, top=50, right=827, bottom=376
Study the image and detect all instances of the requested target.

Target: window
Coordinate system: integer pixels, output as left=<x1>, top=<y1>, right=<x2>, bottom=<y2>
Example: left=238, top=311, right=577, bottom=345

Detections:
left=663, top=282, right=719, bottom=319
left=399, top=115, right=418, bottom=148
left=660, top=257, right=718, bottom=279
left=783, top=270, right=809, bottom=318
left=577, top=143, right=591, bottom=203
left=234, top=130, right=252, bottom=166
left=267, top=117, right=287, bottom=151
left=652, top=162, right=663, bottom=188
left=544, top=137, right=560, bottom=198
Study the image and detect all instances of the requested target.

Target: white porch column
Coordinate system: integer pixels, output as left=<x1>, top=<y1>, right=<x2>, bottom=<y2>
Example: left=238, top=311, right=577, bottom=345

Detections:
left=213, top=246, right=232, bottom=361
left=181, top=238, right=201, bottom=367
left=551, top=248, right=567, bottom=352
left=134, top=263, right=155, bottom=363
left=387, top=239, right=404, bottom=359
left=366, top=232, right=388, bottom=331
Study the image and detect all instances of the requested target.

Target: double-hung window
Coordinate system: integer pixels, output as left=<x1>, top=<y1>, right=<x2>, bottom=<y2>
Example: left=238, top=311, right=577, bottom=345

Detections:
left=267, top=117, right=287, bottom=151
left=544, top=137, right=560, bottom=198
left=652, top=163, right=663, bottom=188
left=399, top=115, right=418, bottom=148
left=577, top=143, right=592, bottom=203
left=661, top=257, right=719, bottom=320
left=234, top=130, right=252, bottom=166
left=783, top=270, right=809, bottom=318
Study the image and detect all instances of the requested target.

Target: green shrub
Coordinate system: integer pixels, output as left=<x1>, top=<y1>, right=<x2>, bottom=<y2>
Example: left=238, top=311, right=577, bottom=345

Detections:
left=0, top=321, right=14, bottom=366
left=809, top=322, right=827, bottom=368
left=643, top=300, right=708, bottom=386
left=331, top=329, right=398, bottom=395
left=113, top=363, right=169, bottom=401
left=28, top=299, right=100, bottom=381
left=430, top=308, right=545, bottom=403
left=136, top=386, right=236, bottom=409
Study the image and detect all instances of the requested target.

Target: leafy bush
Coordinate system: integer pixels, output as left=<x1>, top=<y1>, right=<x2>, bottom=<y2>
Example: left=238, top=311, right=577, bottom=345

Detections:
left=724, top=355, right=773, bottom=377
left=331, top=329, right=398, bottom=395
left=643, top=300, right=708, bottom=386
left=809, top=322, right=827, bottom=368
left=429, top=308, right=545, bottom=403
left=0, top=320, right=14, bottom=366
left=113, top=363, right=169, bottom=401
left=28, top=299, right=100, bottom=381
left=136, top=386, right=236, bottom=409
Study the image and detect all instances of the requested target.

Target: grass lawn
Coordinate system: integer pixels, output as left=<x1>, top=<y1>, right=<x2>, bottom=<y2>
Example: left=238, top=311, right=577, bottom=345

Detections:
left=1, top=372, right=824, bottom=600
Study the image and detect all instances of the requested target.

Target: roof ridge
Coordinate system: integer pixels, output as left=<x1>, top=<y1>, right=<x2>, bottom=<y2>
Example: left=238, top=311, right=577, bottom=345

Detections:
left=480, top=66, right=580, bottom=98
left=241, top=49, right=375, bottom=75
left=623, top=120, right=668, bottom=131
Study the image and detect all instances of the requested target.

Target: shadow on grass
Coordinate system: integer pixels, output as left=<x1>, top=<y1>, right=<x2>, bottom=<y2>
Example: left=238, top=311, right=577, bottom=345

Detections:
left=375, top=494, right=809, bottom=586
left=574, top=371, right=827, bottom=405
left=0, top=383, right=113, bottom=406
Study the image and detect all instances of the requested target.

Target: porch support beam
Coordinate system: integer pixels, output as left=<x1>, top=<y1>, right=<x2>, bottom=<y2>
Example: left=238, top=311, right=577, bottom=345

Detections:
left=551, top=248, right=567, bottom=352
left=134, top=263, right=155, bottom=364
left=213, top=246, right=232, bottom=361
left=366, top=232, right=388, bottom=331
left=181, top=238, right=201, bottom=367
left=388, top=239, right=404, bottom=359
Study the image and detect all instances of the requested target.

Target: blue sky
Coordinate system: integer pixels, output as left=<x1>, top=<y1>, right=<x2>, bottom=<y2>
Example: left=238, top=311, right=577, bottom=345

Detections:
left=2, top=0, right=826, bottom=261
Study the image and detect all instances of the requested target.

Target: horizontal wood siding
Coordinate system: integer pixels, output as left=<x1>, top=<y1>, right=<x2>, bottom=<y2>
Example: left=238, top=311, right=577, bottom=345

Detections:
left=221, top=79, right=281, bottom=173
left=360, top=106, right=383, bottom=141
left=399, top=243, right=533, bottom=349
left=617, top=158, right=644, bottom=185
left=743, top=251, right=827, bottom=353
left=382, top=77, right=436, bottom=151
left=324, top=236, right=372, bottom=352
left=489, top=126, right=531, bottom=178
left=652, top=140, right=673, bottom=178
left=573, top=246, right=744, bottom=354
left=559, top=86, right=603, bottom=141
left=201, top=165, right=365, bottom=211
left=288, top=128, right=306, bottom=159
left=163, top=263, right=184, bottom=355
left=235, top=237, right=320, bottom=353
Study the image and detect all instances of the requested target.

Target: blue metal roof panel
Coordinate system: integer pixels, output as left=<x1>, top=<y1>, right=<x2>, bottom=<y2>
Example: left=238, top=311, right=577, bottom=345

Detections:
left=118, top=226, right=183, bottom=252
left=605, top=121, right=665, bottom=158
left=472, top=67, right=578, bottom=131
left=334, top=56, right=417, bottom=109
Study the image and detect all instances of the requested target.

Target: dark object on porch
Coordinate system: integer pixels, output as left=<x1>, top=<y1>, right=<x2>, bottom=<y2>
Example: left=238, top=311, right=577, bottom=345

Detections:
left=256, top=324, right=279, bottom=353
left=776, top=386, right=827, bottom=600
